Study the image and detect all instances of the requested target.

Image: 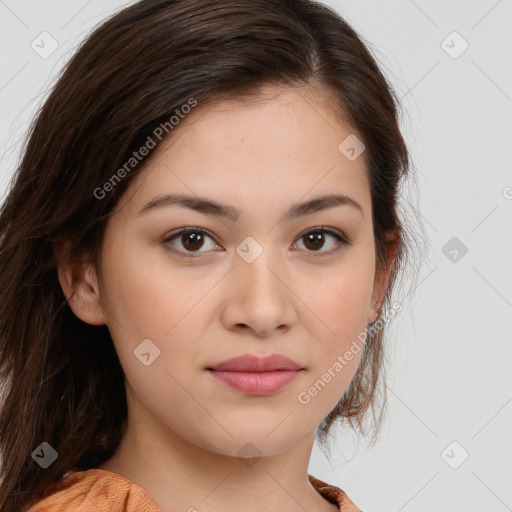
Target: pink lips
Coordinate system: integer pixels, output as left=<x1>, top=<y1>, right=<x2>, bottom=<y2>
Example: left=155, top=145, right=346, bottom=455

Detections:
left=207, top=354, right=304, bottom=396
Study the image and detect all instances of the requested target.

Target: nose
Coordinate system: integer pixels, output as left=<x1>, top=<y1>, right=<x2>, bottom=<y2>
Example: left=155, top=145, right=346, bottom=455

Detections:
left=220, top=242, right=298, bottom=337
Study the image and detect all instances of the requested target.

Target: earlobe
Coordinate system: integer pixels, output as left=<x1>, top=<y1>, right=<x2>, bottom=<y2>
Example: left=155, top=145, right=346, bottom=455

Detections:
left=53, top=241, right=107, bottom=326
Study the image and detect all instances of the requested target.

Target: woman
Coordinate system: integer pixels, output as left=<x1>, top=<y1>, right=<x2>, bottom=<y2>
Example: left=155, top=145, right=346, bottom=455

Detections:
left=0, top=0, right=420, bottom=510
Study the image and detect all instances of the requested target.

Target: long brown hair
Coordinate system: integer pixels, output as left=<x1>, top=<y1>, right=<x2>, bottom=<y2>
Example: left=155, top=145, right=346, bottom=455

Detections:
left=0, top=0, right=424, bottom=510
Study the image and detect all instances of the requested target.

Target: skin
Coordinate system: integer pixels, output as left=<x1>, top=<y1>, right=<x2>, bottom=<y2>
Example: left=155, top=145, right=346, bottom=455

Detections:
left=56, top=84, right=395, bottom=512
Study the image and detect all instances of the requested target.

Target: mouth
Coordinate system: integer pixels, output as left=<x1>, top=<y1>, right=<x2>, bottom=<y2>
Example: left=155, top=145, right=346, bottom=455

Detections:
left=206, top=353, right=304, bottom=396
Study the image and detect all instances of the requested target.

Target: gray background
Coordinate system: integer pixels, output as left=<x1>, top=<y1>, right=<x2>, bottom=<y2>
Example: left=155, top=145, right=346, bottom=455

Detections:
left=1, top=1, right=511, bottom=511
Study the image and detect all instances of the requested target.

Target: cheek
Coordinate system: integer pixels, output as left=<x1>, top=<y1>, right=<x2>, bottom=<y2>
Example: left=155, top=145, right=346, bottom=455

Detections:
left=100, top=241, right=200, bottom=337
left=299, top=255, right=374, bottom=386
left=298, top=284, right=369, bottom=418
left=99, top=242, right=220, bottom=384
left=304, top=259, right=374, bottom=336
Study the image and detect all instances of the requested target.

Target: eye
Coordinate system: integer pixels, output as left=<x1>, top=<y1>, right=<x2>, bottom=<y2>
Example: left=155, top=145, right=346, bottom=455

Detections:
left=162, top=228, right=220, bottom=258
left=162, top=226, right=351, bottom=259
left=292, top=226, right=350, bottom=255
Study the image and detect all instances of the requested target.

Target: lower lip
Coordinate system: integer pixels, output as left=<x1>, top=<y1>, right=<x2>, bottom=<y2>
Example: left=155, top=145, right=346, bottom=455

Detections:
left=208, top=369, right=301, bottom=396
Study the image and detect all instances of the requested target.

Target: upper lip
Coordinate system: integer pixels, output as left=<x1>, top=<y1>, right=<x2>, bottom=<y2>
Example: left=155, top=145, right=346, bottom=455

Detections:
left=208, top=354, right=303, bottom=372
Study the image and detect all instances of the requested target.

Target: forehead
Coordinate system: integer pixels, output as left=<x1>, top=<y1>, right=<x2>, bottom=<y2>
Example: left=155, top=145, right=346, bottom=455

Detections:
left=164, top=86, right=354, bottom=157
left=118, top=86, right=371, bottom=220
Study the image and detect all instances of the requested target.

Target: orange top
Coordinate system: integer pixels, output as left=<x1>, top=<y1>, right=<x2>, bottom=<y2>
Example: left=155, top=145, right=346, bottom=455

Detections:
left=27, top=469, right=362, bottom=511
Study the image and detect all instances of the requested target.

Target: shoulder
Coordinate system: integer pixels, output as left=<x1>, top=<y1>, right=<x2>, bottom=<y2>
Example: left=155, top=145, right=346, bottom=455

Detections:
left=27, top=469, right=361, bottom=512
left=27, top=469, right=161, bottom=512
left=308, top=473, right=363, bottom=512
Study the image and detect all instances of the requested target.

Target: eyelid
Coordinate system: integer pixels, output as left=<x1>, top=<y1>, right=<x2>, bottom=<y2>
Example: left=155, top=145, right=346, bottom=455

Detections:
left=162, top=225, right=351, bottom=258
left=162, top=227, right=220, bottom=257
left=297, top=225, right=351, bottom=245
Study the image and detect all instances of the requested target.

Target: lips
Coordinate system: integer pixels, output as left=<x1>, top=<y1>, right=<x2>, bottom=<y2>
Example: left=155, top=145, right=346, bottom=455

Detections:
left=207, top=354, right=304, bottom=396
left=207, top=354, right=303, bottom=372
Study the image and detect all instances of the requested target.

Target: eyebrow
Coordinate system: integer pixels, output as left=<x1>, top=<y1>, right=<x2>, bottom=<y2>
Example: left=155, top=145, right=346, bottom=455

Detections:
left=138, top=192, right=363, bottom=220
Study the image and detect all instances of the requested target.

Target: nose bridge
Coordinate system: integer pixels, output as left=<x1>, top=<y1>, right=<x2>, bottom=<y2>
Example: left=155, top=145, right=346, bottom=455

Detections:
left=235, top=234, right=285, bottom=297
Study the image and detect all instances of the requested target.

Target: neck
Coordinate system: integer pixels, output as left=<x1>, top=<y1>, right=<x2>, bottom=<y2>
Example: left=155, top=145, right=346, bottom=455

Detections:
left=98, top=393, right=338, bottom=512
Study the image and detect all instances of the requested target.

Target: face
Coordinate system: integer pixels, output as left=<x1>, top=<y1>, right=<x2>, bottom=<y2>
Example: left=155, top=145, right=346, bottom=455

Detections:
left=77, top=85, right=384, bottom=458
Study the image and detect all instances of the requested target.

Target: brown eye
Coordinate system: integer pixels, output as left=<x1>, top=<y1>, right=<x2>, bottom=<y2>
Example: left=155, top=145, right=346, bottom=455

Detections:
left=181, top=232, right=205, bottom=251
left=294, top=227, right=349, bottom=254
left=163, top=228, right=219, bottom=257
left=302, top=231, right=326, bottom=251
left=162, top=226, right=350, bottom=259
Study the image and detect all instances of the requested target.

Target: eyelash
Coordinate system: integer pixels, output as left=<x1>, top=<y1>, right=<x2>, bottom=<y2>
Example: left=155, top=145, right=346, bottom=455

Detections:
left=162, top=226, right=351, bottom=259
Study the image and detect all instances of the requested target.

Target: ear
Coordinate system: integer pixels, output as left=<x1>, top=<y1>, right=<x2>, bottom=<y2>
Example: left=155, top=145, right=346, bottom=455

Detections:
left=367, top=233, right=399, bottom=325
left=53, top=240, right=107, bottom=326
